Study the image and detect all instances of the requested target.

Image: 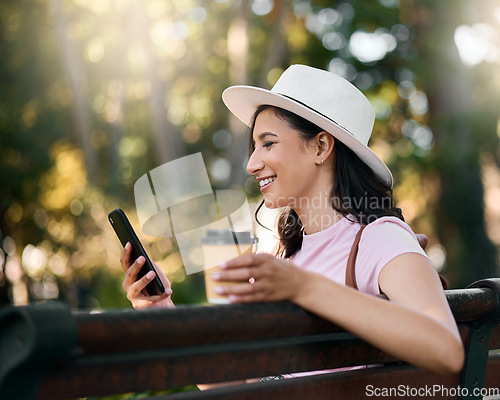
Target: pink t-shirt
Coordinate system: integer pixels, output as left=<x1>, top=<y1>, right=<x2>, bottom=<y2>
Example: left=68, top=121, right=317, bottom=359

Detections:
left=292, top=215, right=428, bottom=295
left=280, top=216, right=428, bottom=379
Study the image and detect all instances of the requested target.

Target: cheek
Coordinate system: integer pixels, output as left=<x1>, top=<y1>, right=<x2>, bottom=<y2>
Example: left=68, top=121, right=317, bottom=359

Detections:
left=271, top=147, right=302, bottom=169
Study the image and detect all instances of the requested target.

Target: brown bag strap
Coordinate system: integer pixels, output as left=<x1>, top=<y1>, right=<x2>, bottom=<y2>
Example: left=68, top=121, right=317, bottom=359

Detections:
left=345, top=225, right=367, bottom=289
left=345, top=226, right=448, bottom=291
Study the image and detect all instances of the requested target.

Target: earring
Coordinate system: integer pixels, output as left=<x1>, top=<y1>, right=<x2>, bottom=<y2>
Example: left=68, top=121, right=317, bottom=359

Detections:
left=321, top=158, right=324, bottom=166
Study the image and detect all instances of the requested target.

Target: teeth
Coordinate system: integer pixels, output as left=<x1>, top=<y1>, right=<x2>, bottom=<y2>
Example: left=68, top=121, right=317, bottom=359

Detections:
left=259, top=176, right=276, bottom=187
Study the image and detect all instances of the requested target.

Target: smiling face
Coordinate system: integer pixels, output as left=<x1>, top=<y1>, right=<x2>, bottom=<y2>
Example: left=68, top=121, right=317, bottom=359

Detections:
left=246, top=108, right=329, bottom=210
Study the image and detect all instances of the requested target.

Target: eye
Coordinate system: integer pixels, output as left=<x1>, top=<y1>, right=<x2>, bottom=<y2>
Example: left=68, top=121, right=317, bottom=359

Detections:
left=263, top=141, right=275, bottom=149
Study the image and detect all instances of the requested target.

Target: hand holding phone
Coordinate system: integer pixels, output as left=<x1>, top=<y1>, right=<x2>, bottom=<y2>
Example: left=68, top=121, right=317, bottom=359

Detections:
left=108, top=208, right=165, bottom=296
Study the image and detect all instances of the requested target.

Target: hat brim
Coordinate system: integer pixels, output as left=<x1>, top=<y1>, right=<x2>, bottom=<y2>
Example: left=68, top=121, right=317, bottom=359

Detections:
left=222, top=85, right=393, bottom=187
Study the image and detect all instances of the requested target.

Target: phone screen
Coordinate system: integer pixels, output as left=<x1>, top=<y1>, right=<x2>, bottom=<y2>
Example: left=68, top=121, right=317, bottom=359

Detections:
left=108, top=208, right=165, bottom=296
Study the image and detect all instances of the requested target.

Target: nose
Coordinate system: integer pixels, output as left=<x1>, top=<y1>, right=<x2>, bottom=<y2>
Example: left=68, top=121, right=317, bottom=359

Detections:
left=246, top=149, right=264, bottom=176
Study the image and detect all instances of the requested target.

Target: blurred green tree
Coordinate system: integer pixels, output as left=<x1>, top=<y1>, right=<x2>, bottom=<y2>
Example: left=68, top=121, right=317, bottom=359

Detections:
left=0, top=0, right=67, bottom=305
left=1, top=0, right=499, bottom=310
left=409, top=0, right=499, bottom=286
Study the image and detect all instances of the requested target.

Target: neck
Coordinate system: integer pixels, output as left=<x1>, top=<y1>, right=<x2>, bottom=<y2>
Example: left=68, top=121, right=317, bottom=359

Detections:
left=294, top=191, right=343, bottom=235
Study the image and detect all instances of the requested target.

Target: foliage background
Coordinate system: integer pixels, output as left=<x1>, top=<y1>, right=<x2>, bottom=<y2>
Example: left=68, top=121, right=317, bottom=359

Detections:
left=1, top=0, right=500, bottom=311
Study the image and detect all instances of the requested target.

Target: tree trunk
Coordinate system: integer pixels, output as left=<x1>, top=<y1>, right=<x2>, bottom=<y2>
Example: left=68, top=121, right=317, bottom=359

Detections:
left=225, top=0, right=292, bottom=186
left=411, top=0, right=498, bottom=287
left=259, top=0, right=290, bottom=87
left=130, top=1, right=185, bottom=165
left=225, top=0, right=251, bottom=186
left=52, top=0, right=97, bottom=181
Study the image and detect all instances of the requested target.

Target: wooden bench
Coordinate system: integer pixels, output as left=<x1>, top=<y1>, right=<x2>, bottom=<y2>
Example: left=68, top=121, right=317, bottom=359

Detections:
left=1, top=278, right=500, bottom=400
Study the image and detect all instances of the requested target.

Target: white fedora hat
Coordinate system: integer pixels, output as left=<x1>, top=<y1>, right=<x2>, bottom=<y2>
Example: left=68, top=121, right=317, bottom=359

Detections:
left=222, top=64, right=393, bottom=187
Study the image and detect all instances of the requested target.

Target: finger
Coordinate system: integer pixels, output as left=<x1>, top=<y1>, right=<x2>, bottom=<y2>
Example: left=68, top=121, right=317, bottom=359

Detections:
left=150, top=261, right=171, bottom=290
left=221, top=253, right=271, bottom=270
left=127, top=270, right=158, bottom=298
left=123, top=256, right=146, bottom=285
left=131, top=299, right=155, bottom=309
left=120, top=242, right=133, bottom=272
left=211, top=267, right=257, bottom=283
left=152, top=290, right=173, bottom=300
left=128, top=288, right=172, bottom=309
left=214, top=281, right=260, bottom=297
left=139, top=273, right=173, bottom=297
left=138, top=290, right=172, bottom=303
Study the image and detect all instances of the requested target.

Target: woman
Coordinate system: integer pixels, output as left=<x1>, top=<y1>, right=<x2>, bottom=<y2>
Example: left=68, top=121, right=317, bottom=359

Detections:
left=121, top=65, right=464, bottom=375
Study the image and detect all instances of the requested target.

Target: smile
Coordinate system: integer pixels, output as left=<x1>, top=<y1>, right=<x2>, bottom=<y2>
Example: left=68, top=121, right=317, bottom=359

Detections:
left=259, top=176, right=276, bottom=188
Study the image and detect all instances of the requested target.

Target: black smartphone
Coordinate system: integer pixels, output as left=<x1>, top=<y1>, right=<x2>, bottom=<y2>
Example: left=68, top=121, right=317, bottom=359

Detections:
left=108, top=208, right=165, bottom=296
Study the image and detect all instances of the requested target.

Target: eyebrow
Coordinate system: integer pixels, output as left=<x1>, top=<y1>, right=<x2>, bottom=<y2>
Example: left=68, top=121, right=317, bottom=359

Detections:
left=255, top=132, right=278, bottom=142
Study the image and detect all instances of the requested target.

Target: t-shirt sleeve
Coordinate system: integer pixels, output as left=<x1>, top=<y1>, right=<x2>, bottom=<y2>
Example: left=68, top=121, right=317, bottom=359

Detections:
left=355, top=219, right=428, bottom=295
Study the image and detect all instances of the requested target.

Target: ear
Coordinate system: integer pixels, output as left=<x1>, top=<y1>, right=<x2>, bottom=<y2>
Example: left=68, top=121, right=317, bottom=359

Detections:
left=313, top=132, right=335, bottom=165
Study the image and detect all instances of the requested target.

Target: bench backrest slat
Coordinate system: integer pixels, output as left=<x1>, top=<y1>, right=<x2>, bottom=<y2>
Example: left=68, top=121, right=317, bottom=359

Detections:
left=0, top=278, right=499, bottom=400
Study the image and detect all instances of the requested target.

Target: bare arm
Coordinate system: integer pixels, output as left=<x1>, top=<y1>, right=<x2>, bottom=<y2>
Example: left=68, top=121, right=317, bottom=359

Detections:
left=294, top=253, right=463, bottom=374
left=214, top=253, right=464, bottom=374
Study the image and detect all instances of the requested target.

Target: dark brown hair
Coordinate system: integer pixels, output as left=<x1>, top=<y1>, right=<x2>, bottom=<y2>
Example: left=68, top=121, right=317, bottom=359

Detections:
left=250, top=105, right=403, bottom=258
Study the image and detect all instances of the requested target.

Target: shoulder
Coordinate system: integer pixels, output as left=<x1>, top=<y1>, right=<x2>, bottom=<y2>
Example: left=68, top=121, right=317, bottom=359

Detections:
left=362, top=217, right=420, bottom=246
left=355, top=217, right=428, bottom=294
